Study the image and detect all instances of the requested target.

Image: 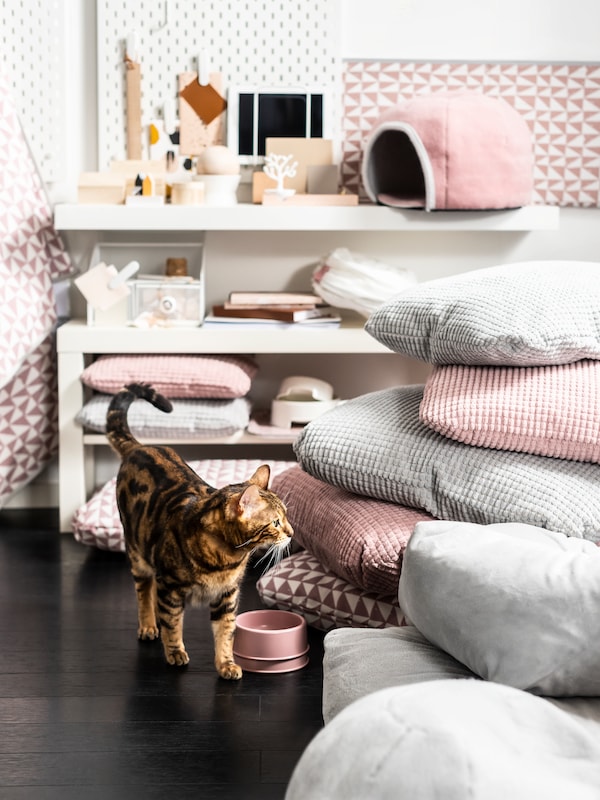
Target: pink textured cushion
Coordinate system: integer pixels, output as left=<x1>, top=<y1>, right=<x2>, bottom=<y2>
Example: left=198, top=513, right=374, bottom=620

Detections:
left=72, top=459, right=296, bottom=552
left=80, top=354, right=258, bottom=399
left=257, top=551, right=404, bottom=632
left=271, top=466, right=435, bottom=596
left=421, top=361, right=600, bottom=463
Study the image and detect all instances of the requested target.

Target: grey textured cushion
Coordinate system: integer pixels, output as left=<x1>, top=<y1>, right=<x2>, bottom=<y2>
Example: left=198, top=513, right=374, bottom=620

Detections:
left=323, top=626, right=477, bottom=723
left=293, top=385, right=600, bottom=541
left=365, top=260, right=600, bottom=366
left=76, top=393, right=251, bottom=438
left=399, top=520, right=600, bottom=697
left=287, top=681, right=600, bottom=800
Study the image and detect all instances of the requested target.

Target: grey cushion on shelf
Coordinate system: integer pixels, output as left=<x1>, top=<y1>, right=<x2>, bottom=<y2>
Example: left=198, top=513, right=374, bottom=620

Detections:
left=398, top=520, right=600, bottom=697
left=76, top=393, right=251, bottom=438
left=365, top=260, right=600, bottom=366
left=293, top=385, right=600, bottom=541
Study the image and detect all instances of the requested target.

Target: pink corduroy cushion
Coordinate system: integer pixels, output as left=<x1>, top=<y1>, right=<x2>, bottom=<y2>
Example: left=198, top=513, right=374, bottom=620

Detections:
left=80, top=353, right=257, bottom=399
left=271, top=466, right=435, bottom=596
left=362, top=91, right=533, bottom=210
left=420, top=361, right=600, bottom=463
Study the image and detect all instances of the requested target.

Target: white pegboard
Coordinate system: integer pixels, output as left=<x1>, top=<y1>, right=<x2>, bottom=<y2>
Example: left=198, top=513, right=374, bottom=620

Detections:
left=1, top=0, right=65, bottom=182
left=97, top=0, right=341, bottom=167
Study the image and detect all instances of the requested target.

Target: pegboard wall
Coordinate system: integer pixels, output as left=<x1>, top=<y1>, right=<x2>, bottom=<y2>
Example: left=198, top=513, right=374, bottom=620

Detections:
left=1, top=0, right=65, bottom=183
left=97, top=0, right=342, bottom=168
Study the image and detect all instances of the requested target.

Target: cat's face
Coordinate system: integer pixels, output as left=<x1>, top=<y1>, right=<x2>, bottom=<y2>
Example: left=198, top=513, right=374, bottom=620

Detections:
left=228, top=466, right=293, bottom=568
left=234, top=483, right=293, bottom=549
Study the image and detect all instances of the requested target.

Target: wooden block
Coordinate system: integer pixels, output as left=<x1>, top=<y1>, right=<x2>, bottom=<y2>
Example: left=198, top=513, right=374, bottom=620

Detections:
left=252, top=171, right=277, bottom=203
left=307, top=164, right=339, bottom=194
left=110, top=159, right=165, bottom=176
left=261, top=193, right=358, bottom=207
left=265, top=138, right=333, bottom=193
left=77, top=173, right=126, bottom=204
left=125, top=61, right=142, bottom=159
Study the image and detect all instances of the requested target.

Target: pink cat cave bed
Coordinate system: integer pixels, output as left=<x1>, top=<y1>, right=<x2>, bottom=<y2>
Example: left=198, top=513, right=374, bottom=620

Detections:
left=361, top=91, right=534, bottom=211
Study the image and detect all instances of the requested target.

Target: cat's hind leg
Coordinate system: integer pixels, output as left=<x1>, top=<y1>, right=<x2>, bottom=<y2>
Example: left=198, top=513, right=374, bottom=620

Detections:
left=210, top=587, right=243, bottom=680
left=128, top=550, right=160, bottom=640
left=156, top=584, right=189, bottom=666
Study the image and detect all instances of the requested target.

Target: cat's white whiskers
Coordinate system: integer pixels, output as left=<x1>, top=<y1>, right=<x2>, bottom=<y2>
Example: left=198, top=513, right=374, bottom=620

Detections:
left=255, top=538, right=292, bottom=574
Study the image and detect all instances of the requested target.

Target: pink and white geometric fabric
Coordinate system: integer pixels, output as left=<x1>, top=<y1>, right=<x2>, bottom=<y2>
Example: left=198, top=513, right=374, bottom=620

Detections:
left=0, top=72, right=71, bottom=504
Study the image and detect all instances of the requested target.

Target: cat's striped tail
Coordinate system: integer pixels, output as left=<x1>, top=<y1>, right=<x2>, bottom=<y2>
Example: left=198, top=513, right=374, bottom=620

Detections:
left=106, top=382, right=173, bottom=456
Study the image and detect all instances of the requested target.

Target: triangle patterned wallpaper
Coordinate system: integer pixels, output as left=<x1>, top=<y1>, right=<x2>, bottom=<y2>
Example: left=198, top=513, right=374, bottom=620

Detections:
left=341, top=61, right=600, bottom=207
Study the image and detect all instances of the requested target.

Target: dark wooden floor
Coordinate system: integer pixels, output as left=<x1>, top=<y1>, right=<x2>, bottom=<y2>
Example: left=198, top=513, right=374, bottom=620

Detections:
left=0, top=508, right=325, bottom=799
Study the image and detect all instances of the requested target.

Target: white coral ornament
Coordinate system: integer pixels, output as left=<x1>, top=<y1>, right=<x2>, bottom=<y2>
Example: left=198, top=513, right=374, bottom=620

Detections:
left=263, top=153, right=298, bottom=199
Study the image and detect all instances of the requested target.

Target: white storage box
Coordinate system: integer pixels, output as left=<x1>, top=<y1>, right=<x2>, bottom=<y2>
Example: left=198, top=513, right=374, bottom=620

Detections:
left=85, top=241, right=204, bottom=326
left=128, top=278, right=204, bottom=327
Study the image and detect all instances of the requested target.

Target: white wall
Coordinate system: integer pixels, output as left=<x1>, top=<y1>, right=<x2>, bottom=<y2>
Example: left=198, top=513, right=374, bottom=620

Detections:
left=340, top=0, right=600, bottom=61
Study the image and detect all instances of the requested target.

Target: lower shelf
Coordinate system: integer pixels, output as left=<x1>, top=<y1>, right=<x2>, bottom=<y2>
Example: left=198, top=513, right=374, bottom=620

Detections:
left=83, top=430, right=301, bottom=446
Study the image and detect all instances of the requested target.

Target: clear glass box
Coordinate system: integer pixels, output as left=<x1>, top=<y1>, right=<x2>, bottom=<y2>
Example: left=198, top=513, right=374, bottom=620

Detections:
left=128, top=278, right=204, bottom=327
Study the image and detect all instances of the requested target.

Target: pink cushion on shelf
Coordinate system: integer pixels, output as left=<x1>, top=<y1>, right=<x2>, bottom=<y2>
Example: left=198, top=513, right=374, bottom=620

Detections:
left=257, top=551, right=405, bottom=632
left=362, top=91, right=533, bottom=211
left=421, top=361, right=600, bottom=463
left=271, top=466, right=435, bottom=596
left=80, top=354, right=258, bottom=399
left=72, top=459, right=297, bottom=552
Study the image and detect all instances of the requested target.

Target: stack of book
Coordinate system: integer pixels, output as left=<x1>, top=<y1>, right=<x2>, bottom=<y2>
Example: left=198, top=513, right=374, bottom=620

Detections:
left=204, top=291, right=341, bottom=328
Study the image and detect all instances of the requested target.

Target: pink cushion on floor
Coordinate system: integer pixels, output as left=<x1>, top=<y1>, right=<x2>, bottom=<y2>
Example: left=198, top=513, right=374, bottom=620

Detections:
left=271, top=466, right=435, bottom=596
left=421, top=361, right=600, bottom=463
left=257, top=551, right=404, bottom=632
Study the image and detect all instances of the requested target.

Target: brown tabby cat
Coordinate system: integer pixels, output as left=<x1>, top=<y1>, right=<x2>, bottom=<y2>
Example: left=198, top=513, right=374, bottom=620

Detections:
left=106, top=382, right=293, bottom=680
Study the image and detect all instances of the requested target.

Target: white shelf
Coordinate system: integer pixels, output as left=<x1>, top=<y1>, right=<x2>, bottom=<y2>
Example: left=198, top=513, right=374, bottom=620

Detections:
left=54, top=203, right=560, bottom=232
left=83, top=432, right=299, bottom=446
left=57, top=319, right=391, bottom=355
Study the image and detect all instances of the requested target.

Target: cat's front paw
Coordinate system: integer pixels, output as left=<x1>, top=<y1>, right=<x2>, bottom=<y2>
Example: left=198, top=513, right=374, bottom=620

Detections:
left=138, top=625, right=159, bottom=640
left=218, top=660, right=243, bottom=681
left=166, top=647, right=190, bottom=666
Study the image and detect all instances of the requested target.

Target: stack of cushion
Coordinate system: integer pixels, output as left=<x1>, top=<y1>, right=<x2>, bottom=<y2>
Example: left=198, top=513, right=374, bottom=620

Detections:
left=76, top=354, right=258, bottom=439
left=258, top=260, right=600, bottom=629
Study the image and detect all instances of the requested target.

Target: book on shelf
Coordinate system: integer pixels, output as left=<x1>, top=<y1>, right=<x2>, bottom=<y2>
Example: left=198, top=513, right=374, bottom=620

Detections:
left=227, top=290, right=322, bottom=306
left=202, top=312, right=341, bottom=329
left=211, top=304, right=334, bottom=322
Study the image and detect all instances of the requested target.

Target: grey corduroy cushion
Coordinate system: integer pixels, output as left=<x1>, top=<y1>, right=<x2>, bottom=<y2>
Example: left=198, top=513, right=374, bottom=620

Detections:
left=365, top=260, right=600, bottom=366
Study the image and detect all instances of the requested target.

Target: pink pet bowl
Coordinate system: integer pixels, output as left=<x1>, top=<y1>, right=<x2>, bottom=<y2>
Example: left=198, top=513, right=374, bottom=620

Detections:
left=234, top=609, right=309, bottom=674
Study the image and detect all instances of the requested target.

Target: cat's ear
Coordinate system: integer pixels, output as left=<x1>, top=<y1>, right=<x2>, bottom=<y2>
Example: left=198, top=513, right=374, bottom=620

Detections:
left=248, top=464, right=270, bottom=489
left=238, top=484, right=263, bottom=517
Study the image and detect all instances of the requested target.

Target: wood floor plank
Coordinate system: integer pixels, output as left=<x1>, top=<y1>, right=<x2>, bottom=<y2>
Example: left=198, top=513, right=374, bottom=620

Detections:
left=0, top=514, right=325, bottom=798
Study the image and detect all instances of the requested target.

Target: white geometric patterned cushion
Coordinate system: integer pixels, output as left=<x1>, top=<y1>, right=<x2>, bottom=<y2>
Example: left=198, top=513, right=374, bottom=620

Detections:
left=257, top=551, right=405, bottom=631
left=0, top=333, right=59, bottom=506
left=365, top=261, right=600, bottom=366
left=76, top=394, right=251, bottom=439
left=80, top=354, right=258, bottom=399
left=0, top=73, right=72, bottom=389
left=72, top=459, right=297, bottom=552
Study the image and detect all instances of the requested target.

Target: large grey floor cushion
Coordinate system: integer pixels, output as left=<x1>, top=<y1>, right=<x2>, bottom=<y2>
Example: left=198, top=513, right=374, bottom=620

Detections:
left=287, top=678, right=600, bottom=800
left=293, top=384, right=600, bottom=540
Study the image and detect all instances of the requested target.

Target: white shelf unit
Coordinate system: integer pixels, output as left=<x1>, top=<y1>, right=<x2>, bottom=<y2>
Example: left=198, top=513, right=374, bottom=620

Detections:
left=54, top=202, right=560, bottom=531
left=54, top=203, right=560, bottom=232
